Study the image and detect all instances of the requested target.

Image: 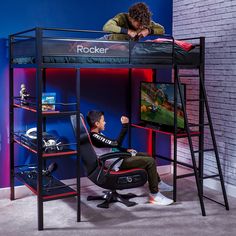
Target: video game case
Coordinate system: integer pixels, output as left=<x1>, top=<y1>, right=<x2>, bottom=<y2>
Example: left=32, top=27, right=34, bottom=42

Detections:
left=42, top=92, right=56, bottom=112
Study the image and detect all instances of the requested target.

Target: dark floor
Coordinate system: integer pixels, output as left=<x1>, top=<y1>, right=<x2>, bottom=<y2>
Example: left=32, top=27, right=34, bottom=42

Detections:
left=0, top=176, right=235, bottom=236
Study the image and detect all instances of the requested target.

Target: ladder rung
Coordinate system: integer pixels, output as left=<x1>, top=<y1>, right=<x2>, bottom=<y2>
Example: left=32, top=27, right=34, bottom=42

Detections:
left=185, top=99, right=205, bottom=102
left=177, top=132, right=200, bottom=138
left=203, top=195, right=226, bottom=207
left=176, top=172, right=195, bottom=179
left=202, top=174, right=219, bottom=179
left=193, top=149, right=214, bottom=154
left=178, top=74, right=199, bottom=77
left=188, top=123, right=209, bottom=127
left=155, top=154, right=197, bottom=170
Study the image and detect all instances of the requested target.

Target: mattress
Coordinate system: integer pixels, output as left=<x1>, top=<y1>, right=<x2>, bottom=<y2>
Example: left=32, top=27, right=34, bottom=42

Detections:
left=12, top=38, right=200, bottom=66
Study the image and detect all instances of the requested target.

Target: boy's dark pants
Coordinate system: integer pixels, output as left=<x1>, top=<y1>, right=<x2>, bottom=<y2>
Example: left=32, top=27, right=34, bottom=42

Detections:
left=119, top=153, right=161, bottom=194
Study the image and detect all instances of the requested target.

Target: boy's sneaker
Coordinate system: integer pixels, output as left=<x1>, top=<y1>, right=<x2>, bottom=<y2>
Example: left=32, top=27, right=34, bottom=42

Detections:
left=149, top=192, right=174, bottom=206
left=158, top=180, right=173, bottom=192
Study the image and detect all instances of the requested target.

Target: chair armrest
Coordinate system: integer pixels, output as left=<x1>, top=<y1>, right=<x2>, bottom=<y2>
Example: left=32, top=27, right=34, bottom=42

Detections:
left=99, top=152, right=131, bottom=162
left=96, top=152, right=132, bottom=183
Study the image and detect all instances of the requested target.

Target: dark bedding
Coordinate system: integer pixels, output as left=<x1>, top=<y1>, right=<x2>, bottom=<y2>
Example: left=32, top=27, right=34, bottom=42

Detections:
left=12, top=38, right=200, bottom=65
left=131, top=41, right=199, bottom=65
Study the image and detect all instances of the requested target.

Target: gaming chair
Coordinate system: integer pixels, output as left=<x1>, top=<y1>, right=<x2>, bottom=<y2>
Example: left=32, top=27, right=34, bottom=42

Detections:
left=71, top=114, right=148, bottom=208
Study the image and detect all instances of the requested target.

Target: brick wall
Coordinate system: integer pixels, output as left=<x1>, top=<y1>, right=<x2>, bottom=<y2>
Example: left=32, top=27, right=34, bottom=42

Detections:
left=173, top=0, right=236, bottom=186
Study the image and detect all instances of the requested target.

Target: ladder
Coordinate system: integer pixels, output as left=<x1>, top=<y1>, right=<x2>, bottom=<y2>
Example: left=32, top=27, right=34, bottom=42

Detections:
left=173, top=64, right=229, bottom=216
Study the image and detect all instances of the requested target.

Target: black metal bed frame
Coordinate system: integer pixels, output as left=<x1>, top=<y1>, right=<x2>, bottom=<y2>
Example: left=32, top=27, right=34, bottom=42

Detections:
left=9, top=27, right=229, bottom=230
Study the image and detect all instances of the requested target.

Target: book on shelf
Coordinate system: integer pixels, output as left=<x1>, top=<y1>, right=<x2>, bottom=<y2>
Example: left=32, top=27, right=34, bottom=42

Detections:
left=42, top=92, right=56, bottom=112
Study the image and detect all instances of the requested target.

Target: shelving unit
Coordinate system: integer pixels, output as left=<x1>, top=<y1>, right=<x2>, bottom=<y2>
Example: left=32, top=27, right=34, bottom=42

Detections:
left=9, top=28, right=80, bottom=230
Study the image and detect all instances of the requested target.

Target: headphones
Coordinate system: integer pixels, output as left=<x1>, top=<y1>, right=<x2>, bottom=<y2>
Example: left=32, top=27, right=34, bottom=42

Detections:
left=25, top=127, right=37, bottom=139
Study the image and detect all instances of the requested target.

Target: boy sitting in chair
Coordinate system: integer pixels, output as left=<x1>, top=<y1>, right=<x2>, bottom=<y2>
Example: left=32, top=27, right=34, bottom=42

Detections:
left=86, top=110, right=173, bottom=205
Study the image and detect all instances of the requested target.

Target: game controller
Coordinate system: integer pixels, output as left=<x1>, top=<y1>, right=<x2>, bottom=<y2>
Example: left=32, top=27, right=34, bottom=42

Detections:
left=130, top=150, right=137, bottom=156
left=24, top=127, right=63, bottom=153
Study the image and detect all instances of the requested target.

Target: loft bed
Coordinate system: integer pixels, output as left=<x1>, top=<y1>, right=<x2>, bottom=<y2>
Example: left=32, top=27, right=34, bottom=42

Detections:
left=10, top=27, right=204, bottom=68
left=12, top=28, right=228, bottom=231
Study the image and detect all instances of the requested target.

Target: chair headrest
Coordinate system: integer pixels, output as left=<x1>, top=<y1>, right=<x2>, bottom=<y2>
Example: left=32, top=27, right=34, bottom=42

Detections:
left=71, top=113, right=99, bottom=175
left=70, top=114, right=92, bottom=144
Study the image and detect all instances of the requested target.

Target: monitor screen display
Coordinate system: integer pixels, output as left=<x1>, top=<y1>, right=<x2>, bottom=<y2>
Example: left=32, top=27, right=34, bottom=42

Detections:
left=140, top=82, right=186, bottom=129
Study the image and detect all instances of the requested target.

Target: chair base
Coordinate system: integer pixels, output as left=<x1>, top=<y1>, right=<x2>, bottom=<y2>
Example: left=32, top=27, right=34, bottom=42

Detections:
left=87, top=190, right=137, bottom=208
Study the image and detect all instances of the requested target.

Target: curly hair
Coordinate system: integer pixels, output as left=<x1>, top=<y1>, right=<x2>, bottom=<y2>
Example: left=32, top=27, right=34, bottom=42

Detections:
left=128, top=2, right=152, bottom=27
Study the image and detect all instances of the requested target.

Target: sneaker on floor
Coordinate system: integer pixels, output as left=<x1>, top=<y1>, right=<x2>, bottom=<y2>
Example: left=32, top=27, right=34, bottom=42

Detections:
left=149, top=192, right=174, bottom=206
left=158, top=180, right=173, bottom=192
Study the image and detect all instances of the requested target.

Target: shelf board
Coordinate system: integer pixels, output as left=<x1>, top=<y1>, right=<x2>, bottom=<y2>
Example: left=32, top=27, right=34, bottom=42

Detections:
left=43, top=150, right=77, bottom=158
left=13, top=103, right=77, bottom=116
left=132, top=123, right=173, bottom=135
left=14, top=139, right=77, bottom=157
left=14, top=139, right=37, bottom=154
left=14, top=104, right=37, bottom=113
left=131, top=123, right=200, bottom=137
left=15, top=172, right=77, bottom=201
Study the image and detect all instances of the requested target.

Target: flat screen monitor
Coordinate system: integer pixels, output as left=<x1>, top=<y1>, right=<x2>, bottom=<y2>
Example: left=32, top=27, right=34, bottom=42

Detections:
left=140, top=82, right=186, bottom=129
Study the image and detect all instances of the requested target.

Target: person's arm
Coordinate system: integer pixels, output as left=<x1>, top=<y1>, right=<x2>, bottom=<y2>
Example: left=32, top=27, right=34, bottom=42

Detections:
left=116, top=123, right=128, bottom=145
left=137, top=21, right=165, bottom=38
left=90, top=126, right=125, bottom=147
left=148, top=21, right=165, bottom=35
left=90, top=123, right=128, bottom=148
left=103, top=13, right=128, bottom=34
left=90, top=132, right=119, bottom=148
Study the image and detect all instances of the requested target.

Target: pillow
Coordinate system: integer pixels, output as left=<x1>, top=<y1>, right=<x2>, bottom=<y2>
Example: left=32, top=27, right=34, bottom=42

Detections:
left=147, top=38, right=194, bottom=52
left=174, top=39, right=194, bottom=51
